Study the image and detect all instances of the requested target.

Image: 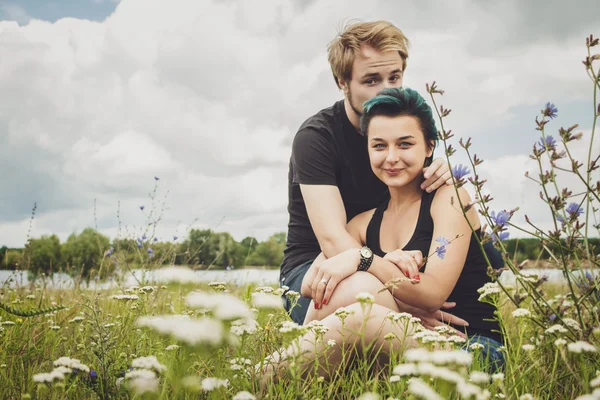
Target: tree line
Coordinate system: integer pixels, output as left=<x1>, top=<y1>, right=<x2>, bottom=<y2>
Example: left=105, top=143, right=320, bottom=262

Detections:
left=1, top=231, right=598, bottom=281
left=0, top=228, right=286, bottom=280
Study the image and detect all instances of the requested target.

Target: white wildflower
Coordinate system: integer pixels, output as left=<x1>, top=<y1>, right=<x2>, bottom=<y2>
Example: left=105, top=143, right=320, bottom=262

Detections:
left=69, top=316, right=85, bottom=323
left=285, top=290, right=300, bottom=299
left=279, top=321, right=305, bottom=334
left=165, top=345, right=179, bottom=351
left=307, top=320, right=329, bottom=335
left=562, top=318, right=581, bottom=332
left=477, top=282, right=501, bottom=302
left=469, top=343, right=485, bottom=351
left=390, top=375, right=401, bottom=382
left=104, top=323, right=117, bottom=328
left=201, top=377, right=229, bottom=391
left=254, top=286, right=274, bottom=294
left=32, top=370, right=65, bottom=383
left=137, top=315, right=224, bottom=346
left=232, top=391, right=256, bottom=400
left=407, top=377, right=444, bottom=400
left=491, top=372, right=504, bottom=383
left=112, top=294, right=139, bottom=301
left=327, top=339, right=337, bottom=347
left=186, top=291, right=254, bottom=320
left=447, top=335, right=467, bottom=344
left=152, top=266, right=202, bottom=284
left=357, top=393, right=380, bottom=400
left=456, top=380, right=483, bottom=398
left=554, top=338, right=567, bottom=347
left=545, top=325, right=568, bottom=334
left=355, top=292, right=375, bottom=304
left=521, top=344, right=535, bottom=351
left=434, top=326, right=451, bottom=334
left=1, top=321, right=15, bottom=326
left=251, top=293, right=284, bottom=309
left=125, top=369, right=159, bottom=394
left=470, top=371, right=490, bottom=384
left=392, top=363, right=418, bottom=376
left=567, top=341, right=597, bottom=354
left=230, top=319, right=259, bottom=336
left=519, top=395, right=534, bottom=400
left=131, top=356, right=166, bottom=373
left=512, top=308, right=531, bottom=318
left=26, top=295, right=35, bottom=300
left=386, top=311, right=413, bottom=322
left=53, top=357, right=90, bottom=373
left=334, top=307, right=355, bottom=319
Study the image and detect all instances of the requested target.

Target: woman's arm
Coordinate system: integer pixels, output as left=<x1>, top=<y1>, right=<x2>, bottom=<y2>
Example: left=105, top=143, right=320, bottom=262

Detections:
left=367, top=185, right=480, bottom=313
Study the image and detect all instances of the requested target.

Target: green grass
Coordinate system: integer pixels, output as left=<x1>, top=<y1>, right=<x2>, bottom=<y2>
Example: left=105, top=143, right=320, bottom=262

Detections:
left=0, top=276, right=598, bottom=400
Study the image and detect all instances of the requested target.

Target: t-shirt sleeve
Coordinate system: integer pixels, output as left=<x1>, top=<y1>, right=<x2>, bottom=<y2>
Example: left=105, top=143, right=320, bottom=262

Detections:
left=291, top=127, right=337, bottom=185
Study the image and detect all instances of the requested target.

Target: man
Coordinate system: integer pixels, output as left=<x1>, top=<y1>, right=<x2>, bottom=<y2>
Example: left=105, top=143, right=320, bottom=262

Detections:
left=280, top=20, right=500, bottom=327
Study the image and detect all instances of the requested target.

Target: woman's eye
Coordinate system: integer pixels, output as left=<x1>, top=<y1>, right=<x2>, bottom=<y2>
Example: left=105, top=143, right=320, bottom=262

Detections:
left=373, top=143, right=386, bottom=149
left=399, top=142, right=411, bottom=148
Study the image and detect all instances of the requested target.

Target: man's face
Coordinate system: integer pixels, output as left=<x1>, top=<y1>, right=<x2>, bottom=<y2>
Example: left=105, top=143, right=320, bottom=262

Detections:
left=341, top=45, right=405, bottom=117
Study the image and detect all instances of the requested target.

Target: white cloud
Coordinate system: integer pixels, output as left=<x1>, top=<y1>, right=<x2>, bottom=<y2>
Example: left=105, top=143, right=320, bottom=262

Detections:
left=0, top=0, right=598, bottom=248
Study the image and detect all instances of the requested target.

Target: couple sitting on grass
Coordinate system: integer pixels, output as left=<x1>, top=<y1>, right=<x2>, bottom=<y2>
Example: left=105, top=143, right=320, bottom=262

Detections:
left=264, top=21, right=505, bottom=382
left=264, top=87, right=504, bottom=382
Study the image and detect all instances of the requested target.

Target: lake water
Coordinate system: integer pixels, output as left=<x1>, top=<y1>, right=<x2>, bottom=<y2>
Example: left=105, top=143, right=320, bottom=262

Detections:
left=0, top=268, right=597, bottom=290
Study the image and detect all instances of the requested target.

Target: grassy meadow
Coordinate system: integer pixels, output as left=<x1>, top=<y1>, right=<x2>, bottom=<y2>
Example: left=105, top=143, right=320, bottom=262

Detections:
left=0, top=267, right=598, bottom=400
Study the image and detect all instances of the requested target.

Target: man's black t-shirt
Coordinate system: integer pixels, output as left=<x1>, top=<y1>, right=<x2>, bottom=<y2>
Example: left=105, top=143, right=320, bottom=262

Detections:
left=280, top=100, right=389, bottom=277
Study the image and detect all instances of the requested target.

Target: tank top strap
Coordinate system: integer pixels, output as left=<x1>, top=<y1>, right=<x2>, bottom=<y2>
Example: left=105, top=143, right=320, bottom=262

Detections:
left=366, top=197, right=389, bottom=257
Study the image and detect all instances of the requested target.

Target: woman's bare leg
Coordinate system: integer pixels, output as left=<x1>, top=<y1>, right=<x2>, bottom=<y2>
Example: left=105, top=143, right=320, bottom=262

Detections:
left=259, top=302, right=420, bottom=387
left=303, top=271, right=401, bottom=324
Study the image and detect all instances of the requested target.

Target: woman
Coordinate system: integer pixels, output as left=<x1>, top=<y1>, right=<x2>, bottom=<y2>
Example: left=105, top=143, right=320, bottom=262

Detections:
left=264, top=87, right=503, bottom=381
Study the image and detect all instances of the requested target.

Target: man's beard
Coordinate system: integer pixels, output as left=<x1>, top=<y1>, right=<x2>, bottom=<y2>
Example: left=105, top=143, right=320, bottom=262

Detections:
left=347, top=88, right=363, bottom=117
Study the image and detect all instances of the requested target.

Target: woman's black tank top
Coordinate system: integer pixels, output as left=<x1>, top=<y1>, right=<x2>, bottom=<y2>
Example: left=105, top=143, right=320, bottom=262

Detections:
left=366, top=190, right=502, bottom=342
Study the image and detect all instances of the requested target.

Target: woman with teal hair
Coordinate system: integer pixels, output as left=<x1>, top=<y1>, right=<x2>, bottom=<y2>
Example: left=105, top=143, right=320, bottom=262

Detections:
left=262, top=87, right=503, bottom=381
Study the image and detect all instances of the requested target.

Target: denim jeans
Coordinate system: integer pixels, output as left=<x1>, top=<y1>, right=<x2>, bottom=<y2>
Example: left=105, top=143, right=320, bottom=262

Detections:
left=463, top=334, right=505, bottom=372
left=280, top=259, right=313, bottom=325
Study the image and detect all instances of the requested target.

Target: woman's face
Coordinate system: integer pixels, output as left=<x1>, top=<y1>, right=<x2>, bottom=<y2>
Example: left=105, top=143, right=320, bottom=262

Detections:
left=367, top=115, right=433, bottom=188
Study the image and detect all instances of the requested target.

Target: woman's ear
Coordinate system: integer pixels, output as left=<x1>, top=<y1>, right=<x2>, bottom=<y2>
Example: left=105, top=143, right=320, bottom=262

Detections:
left=426, top=140, right=435, bottom=158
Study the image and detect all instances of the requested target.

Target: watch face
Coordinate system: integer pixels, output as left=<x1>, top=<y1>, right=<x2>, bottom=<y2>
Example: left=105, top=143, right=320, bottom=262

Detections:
left=361, top=247, right=373, bottom=258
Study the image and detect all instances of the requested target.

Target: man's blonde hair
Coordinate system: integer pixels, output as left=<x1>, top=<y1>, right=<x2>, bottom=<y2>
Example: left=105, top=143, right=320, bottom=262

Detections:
left=327, top=21, right=410, bottom=89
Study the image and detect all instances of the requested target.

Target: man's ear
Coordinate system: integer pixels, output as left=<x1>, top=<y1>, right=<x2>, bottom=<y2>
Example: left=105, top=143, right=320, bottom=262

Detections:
left=339, top=79, right=349, bottom=95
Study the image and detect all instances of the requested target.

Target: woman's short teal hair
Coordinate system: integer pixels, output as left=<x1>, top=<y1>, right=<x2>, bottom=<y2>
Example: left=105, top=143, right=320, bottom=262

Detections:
left=360, top=87, right=439, bottom=154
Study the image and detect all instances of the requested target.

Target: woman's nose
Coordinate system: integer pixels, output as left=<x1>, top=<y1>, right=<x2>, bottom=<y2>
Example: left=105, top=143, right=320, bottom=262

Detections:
left=386, top=150, right=399, bottom=163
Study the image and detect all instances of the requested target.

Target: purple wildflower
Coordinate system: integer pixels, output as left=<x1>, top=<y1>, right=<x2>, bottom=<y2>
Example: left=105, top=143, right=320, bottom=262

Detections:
left=435, top=245, right=447, bottom=260
left=565, top=202, right=583, bottom=218
left=142, top=234, right=147, bottom=240
left=147, top=248, right=153, bottom=254
left=140, top=206, right=145, bottom=211
left=492, top=231, right=510, bottom=243
left=435, top=236, right=450, bottom=247
left=153, top=237, right=158, bottom=242
left=543, top=102, right=558, bottom=119
left=549, top=314, right=557, bottom=322
left=490, top=210, right=511, bottom=227
left=537, top=135, right=557, bottom=150
left=173, top=235, right=178, bottom=241
left=154, top=176, right=160, bottom=181
left=106, top=247, right=114, bottom=256
left=452, top=164, right=470, bottom=180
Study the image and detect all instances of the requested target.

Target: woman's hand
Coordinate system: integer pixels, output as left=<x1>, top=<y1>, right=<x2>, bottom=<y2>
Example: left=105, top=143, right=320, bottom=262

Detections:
left=302, top=248, right=360, bottom=309
left=383, top=249, right=424, bottom=280
left=421, top=157, right=452, bottom=192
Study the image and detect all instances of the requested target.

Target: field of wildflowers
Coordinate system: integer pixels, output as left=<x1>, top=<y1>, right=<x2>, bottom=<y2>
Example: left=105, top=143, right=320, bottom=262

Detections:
left=1, top=34, right=599, bottom=399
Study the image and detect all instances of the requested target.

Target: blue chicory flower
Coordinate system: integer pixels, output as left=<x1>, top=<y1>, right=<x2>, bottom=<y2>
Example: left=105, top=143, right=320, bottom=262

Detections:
left=490, top=210, right=511, bottom=227
left=565, top=202, right=583, bottom=218
left=452, top=164, right=471, bottom=180
left=549, top=314, right=557, bottom=321
left=147, top=248, right=153, bottom=254
left=492, top=231, right=510, bottom=243
left=153, top=237, right=158, bottom=242
left=537, top=135, right=557, bottom=150
left=173, top=236, right=178, bottom=241
left=544, top=102, right=558, bottom=119
left=140, top=206, right=145, bottom=211
left=435, top=237, right=450, bottom=247
left=154, top=176, right=160, bottom=181
left=435, top=246, right=447, bottom=260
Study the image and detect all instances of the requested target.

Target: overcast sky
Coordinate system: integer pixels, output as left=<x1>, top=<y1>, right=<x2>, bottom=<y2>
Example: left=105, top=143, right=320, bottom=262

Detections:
left=0, top=0, right=599, bottom=248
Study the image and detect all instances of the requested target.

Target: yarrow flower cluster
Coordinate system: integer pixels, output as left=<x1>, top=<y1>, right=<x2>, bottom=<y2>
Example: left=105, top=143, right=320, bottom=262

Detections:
left=355, top=292, right=375, bottom=304
left=477, top=282, right=501, bottom=303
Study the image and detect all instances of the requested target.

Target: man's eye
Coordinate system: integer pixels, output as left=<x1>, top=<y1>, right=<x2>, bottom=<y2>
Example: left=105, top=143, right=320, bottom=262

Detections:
left=390, top=75, right=401, bottom=82
left=365, top=79, right=377, bottom=85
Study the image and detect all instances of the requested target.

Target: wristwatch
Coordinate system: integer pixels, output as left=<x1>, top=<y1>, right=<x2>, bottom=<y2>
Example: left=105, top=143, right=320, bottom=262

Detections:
left=357, top=246, right=374, bottom=271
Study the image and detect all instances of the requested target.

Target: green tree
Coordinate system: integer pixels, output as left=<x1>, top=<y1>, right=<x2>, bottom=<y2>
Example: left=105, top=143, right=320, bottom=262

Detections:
left=247, top=232, right=286, bottom=267
left=0, top=246, right=7, bottom=265
left=3, top=250, right=22, bottom=270
left=26, top=235, right=62, bottom=277
left=61, top=228, right=110, bottom=279
left=180, top=229, right=244, bottom=268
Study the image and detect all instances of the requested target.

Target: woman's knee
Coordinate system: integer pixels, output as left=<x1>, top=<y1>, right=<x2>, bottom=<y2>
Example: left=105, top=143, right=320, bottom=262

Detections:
left=326, top=272, right=397, bottom=310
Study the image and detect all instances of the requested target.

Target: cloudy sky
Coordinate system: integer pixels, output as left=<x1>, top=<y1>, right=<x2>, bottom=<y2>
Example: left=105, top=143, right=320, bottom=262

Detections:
left=0, top=0, right=599, bottom=248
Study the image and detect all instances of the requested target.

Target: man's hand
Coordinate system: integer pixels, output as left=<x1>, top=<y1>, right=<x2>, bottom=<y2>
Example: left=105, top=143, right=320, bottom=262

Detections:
left=421, top=157, right=452, bottom=192
left=383, top=249, right=424, bottom=280
left=302, top=248, right=360, bottom=309
left=406, top=301, right=469, bottom=338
